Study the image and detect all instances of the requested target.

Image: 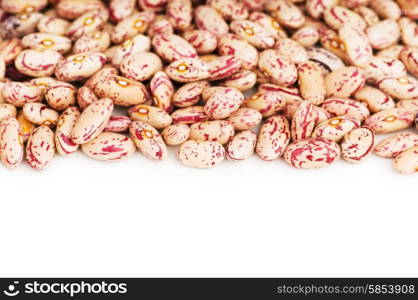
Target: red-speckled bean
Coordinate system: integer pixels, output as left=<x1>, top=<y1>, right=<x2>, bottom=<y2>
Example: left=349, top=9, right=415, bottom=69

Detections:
left=26, top=125, right=55, bottom=170
left=376, top=76, right=418, bottom=100
left=256, top=115, right=290, bottom=161
left=166, top=58, right=210, bottom=83
left=162, top=123, right=190, bottom=146
left=226, top=130, right=256, bottom=161
left=55, top=106, right=80, bottom=155
left=323, top=6, right=366, bottom=31
left=364, top=108, right=415, bottom=134
left=120, top=52, right=162, bottom=81
left=244, top=91, right=285, bottom=117
left=227, top=108, right=262, bottom=131
left=306, top=0, right=338, bottom=19
left=17, top=111, right=35, bottom=142
left=292, top=27, right=319, bottom=47
left=274, top=38, right=308, bottom=65
left=354, top=86, right=395, bottom=113
left=22, top=102, right=59, bottom=126
left=207, top=56, right=241, bottom=81
left=249, top=12, right=287, bottom=40
left=258, top=49, right=297, bottom=86
left=218, top=34, right=259, bottom=70
left=399, top=47, right=418, bottom=78
left=109, top=0, right=136, bottom=22
left=230, top=20, right=274, bottom=49
left=71, top=98, right=113, bottom=144
left=172, top=81, right=209, bottom=108
left=152, top=33, right=197, bottom=63
left=322, top=98, right=370, bottom=121
left=375, top=132, right=418, bottom=158
left=399, top=17, right=418, bottom=48
left=81, top=132, right=135, bottom=161
left=370, top=0, right=401, bottom=20
left=183, top=30, right=217, bottom=55
left=77, top=86, right=98, bottom=111
left=2, top=81, right=42, bottom=108
left=0, top=117, right=24, bottom=169
left=171, top=106, right=209, bottom=124
left=393, top=146, right=418, bottom=174
left=44, top=81, right=76, bottom=111
left=93, top=75, right=149, bottom=106
left=312, top=116, right=360, bottom=142
left=167, top=0, right=192, bottom=31
left=14, top=49, right=63, bottom=77
left=194, top=5, right=229, bottom=38
left=284, top=137, right=340, bottom=169
left=129, top=120, right=167, bottom=160
left=110, top=11, right=154, bottom=43
left=37, top=16, right=70, bottom=35
left=220, top=70, right=257, bottom=92
left=66, top=10, right=106, bottom=41
left=129, top=104, right=172, bottom=129
left=363, top=57, right=406, bottom=84
left=341, top=127, right=374, bottom=163
left=209, top=0, right=249, bottom=21
left=104, top=116, right=131, bottom=133
left=73, top=31, right=110, bottom=54
left=178, top=140, right=225, bottom=168
left=204, top=87, right=244, bottom=120
left=396, top=100, right=418, bottom=113
left=325, top=67, right=365, bottom=98
left=150, top=71, right=174, bottom=113
left=367, top=20, right=400, bottom=50
left=21, top=33, right=71, bottom=54
left=269, top=0, right=305, bottom=29
left=298, top=61, right=325, bottom=105
left=189, top=120, right=234, bottom=145
left=338, top=24, right=372, bottom=68
left=291, top=100, right=316, bottom=141
left=55, top=52, right=106, bottom=82
left=0, top=104, right=17, bottom=122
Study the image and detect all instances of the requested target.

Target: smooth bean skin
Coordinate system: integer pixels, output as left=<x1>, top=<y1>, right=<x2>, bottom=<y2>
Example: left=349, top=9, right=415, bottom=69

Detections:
left=374, top=132, right=418, bottom=158
left=129, top=120, right=168, bottom=160
left=55, top=106, right=81, bottom=156
left=26, top=125, right=55, bottom=170
left=393, top=146, right=418, bottom=175
left=81, top=132, right=136, bottom=161
left=341, top=127, right=374, bottom=163
left=226, top=131, right=257, bottom=162
left=178, top=140, right=225, bottom=169
left=0, top=117, right=24, bottom=169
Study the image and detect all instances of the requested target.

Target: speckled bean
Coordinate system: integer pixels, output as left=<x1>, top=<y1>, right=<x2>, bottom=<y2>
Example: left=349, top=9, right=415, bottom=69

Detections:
left=399, top=17, right=418, bottom=47
left=104, top=116, right=132, bottom=133
left=183, top=30, right=217, bottom=55
left=0, top=117, right=24, bottom=169
left=152, top=33, right=197, bottom=63
left=354, top=86, right=395, bottom=113
left=194, top=5, right=229, bottom=38
left=71, top=98, right=113, bottom=144
left=370, top=0, right=401, bottom=20
left=258, top=49, right=297, bottom=86
left=393, top=146, right=418, bottom=174
left=291, top=27, right=319, bottom=47
left=161, top=123, right=190, bottom=146
left=108, top=34, right=151, bottom=66
left=399, top=47, right=418, bottom=78
left=312, top=116, right=361, bottom=142
left=283, top=137, right=340, bottom=169
left=207, top=56, right=241, bottom=81
left=270, top=0, right=305, bottom=29
left=249, top=12, right=287, bottom=40
left=55, top=106, right=80, bottom=155
left=129, top=104, right=172, bottom=129
left=323, top=6, right=366, bottom=31
left=220, top=70, right=257, bottom=92
left=178, top=140, right=225, bottom=168
left=2, top=81, right=42, bottom=108
left=218, top=34, right=259, bottom=70
left=325, top=67, right=365, bottom=98
left=44, top=81, right=76, bottom=111
left=93, top=75, right=149, bottom=106
left=341, top=127, right=374, bottom=163
left=364, top=108, right=415, bottom=134
left=189, top=120, right=234, bottom=145
left=129, top=120, right=167, bottom=160
left=291, top=101, right=317, bottom=141
left=226, top=130, right=256, bottom=161
left=110, top=11, right=154, bottom=43
left=375, top=132, right=418, bottom=158
left=204, top=87, right=244, bottom=120
left=109, top=0, right=136, bottom=22
left=21, top=33, right=72, bottom=54
left=363, top=56, right=406, bottom=84
left=366, top=20, right=400, bottom=50
left=81, top=132, right=135, bottom=161
left=227, top=108, right=262, bottom=131
left=172, top=81, right=209, bottom=108
left=166, top=58, right=210, bottom=83
left=77, top=86, right=98, bottom=111
left=171, top=106, right=209, bottom=124
left=396, top=100, right=418, bottom=113
left=37, top=16, right=70, bottom=35
left=22, top=102, right=59, bottom=126
left=26, top=125, right=55, bottom=170
left=322, top=98, right=370, bottom=121
left=55, top=52, right=106, bottom=82
left=338, top=24, right=372, bottom=68
left=66, top=10, right=106, bottom=41
left=0, top=104, right=17, bottom=122
left=274, top=38, right=309, bottom=65
left=120, top=52, right=162, bottom=81
left=376, top=76, right=418, bottom=100
left=244, top=91, right=285, bottom=117
left=297, top=61, right=325, bottom=105
left=17, top=111, right=35, bottom=142
left=73, top=31, right=110, bottom=54
left=230, top=20, right=275, bottom=49
left=256, top=115, right=290, bottom=161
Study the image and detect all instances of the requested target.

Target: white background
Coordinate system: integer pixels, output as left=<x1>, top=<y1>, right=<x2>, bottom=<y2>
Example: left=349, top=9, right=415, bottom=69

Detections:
left=0, top=132, right=416, bottom=277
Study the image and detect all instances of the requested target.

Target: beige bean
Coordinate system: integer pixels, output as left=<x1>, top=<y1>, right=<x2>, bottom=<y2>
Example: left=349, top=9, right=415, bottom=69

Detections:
left=220, top=70, right=257, bottom=92
left=376, top=76, right=418, bottom=100
left=166, top=58, right=210, bottom=83
left=227, top=108, right=262, bottom=131
left=26, top=125, right=55, bottom=170
left=230, top=20, right=275, bottom=49
left=178, top=140, right=225, bottom=168
left=258, top=49, right=297, bottom=87
left=322, top=98, right=370, bottom=121
left=152, top=33, right=197, bottom=62
left=150, top=71, right=174, bottom=113
left=341, top=127, right=374, bottom=163
left=160, top=123, right=189, bottom=146
left=120, top=52, right=162, bottom=81
left=194, top=5, right=229, bottom=38
left=171, top=106, right=209, bottom=124
left=129, top=104, right=172, bottom=129
left=204, top=87, right=244, bottom=120
left=396, top=100, right=418, bottom=113
left=364, top=108, right=415, bottom=134
left=354, top=86, right=395, bottom=113
left=73, top=31, right=111, bottom=54
left=393, top=146, right=418, bottom=175
left=291, top=101, right=317, bottom=141
left=297, top=61, right=325, bottom=105
left=244, top=91, right=285, bottom=117
left=375, top=132, right=418, bottom=158
left=93, top=75, right=149, bottom=107
left=363, top=56, right=406, bottom=84
left=325, top=67, right=366, bottom=98
left=0, top=104, right=17, bottom=122
left=23, top=102, right=59, bottom=126
left=269, top=0, right=305, bottom=29
left=256, top=115, right=290, bottom=161
left=399, top=17, right=418, bottom=48
left=399, top=47, right=418, bottom=78
left=218, top=34, right=259, bottom=70
left=55, top=106, right=81, bottom=156
left=129, top=120, right=167, bottom=160
left=81, top=132, right=136, bottom=161
left=71, top=98, right=113, bottom=144
left=366, top=20, right=400, bottom=50
left=45, top=81, right=76, bottom=111
left=21, top=33, right=72, bottom=54
left=172, top=81, right=209, bottom=108
left=274, top=38, right=309, bottom=65
left=338, top=24, right=372, bottom=68
left=189, top=120, right=234, bottom=145
left=2, top=81, right=42, bottom=108
left=312, top=116, right=361, bottom=142
left=226, top=131, right=257, bottom=161
left=0, top=117, right=24, bottom=169
left=55, top=52, right=107, bottom=82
